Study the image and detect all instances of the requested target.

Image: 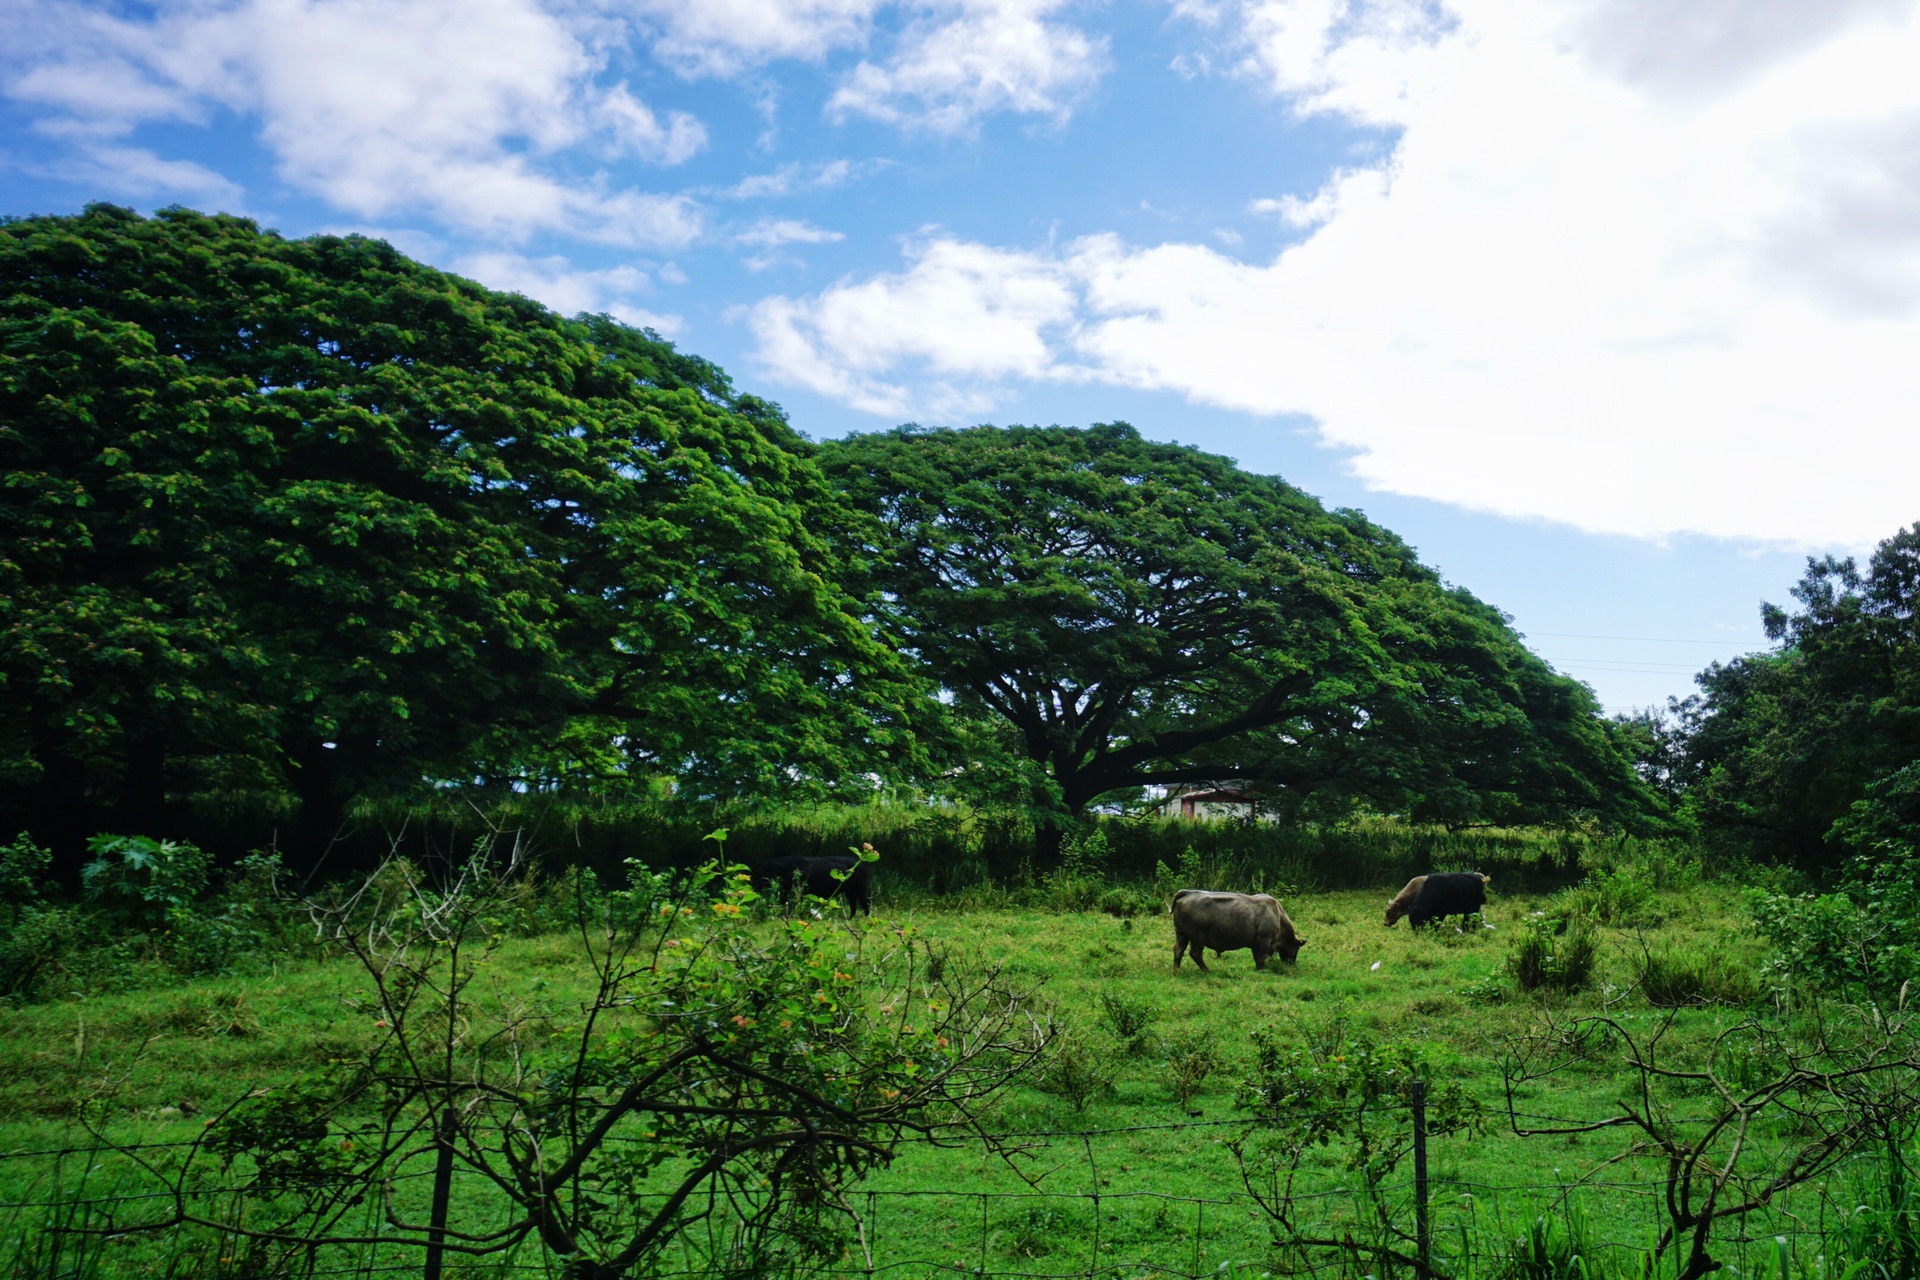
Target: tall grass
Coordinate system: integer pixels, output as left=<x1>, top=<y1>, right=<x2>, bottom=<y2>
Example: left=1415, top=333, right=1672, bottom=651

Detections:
left=319, top=795, right=1679, bottom=897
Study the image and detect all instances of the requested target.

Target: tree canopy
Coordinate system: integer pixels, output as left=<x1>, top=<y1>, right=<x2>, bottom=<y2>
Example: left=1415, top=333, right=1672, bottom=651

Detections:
left=1675, top=523, right=1920, bottom=867
left=0, top=205, right=917, bottom=860
left=819, top=423, right=1656, bottom=833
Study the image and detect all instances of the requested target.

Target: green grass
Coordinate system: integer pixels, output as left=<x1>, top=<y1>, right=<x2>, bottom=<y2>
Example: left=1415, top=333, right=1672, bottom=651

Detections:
left=0, top=882, right=1838, bottom=1278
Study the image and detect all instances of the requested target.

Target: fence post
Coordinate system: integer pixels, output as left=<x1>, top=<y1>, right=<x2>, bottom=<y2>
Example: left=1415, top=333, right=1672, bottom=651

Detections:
left=1411, top=1079, right=1430, bottom=1280
left=423, top=1105, right=456, bottom=1280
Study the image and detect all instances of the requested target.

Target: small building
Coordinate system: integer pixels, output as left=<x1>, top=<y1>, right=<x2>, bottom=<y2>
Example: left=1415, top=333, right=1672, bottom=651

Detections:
left=1157, top=788, right=1261, bottom=821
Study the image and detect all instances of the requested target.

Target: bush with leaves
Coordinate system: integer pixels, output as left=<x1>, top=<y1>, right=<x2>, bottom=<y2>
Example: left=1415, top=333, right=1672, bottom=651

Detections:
left=1232, top=1014, right=1481, bottom=1269
left=1554, top=862, right=1659, bottom=927
left=0, top=831, right=78, bottom=1003
left=91, top=849, right=1051, bottom=1279
left=1164, top=1030, right=1223, bottom=1110
left=1509, top=913, right=1598, bottom=993
left=1033, top=1027, right=1119, bottom=1111
left=1748, top=850, right=1920, bottom=999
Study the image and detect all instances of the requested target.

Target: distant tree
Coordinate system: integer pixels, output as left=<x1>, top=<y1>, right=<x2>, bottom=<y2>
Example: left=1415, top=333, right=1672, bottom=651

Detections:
left=818, top=423, right=1657, bottom=846
left=1682, top=523, right=1920, bottom=866
left=0, top=205, right=917, bottom=866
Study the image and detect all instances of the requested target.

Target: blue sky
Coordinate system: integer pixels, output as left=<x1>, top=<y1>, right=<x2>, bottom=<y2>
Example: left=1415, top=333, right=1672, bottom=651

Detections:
left=7, top=0, right=1918, bottom=713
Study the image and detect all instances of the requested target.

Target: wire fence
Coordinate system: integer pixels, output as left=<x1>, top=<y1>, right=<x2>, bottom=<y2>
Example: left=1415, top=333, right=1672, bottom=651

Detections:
left=0, top=1098, right=1890, bottom=1280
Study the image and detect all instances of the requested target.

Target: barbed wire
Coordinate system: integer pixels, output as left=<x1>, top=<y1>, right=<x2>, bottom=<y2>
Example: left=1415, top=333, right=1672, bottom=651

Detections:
left=0, top=1107, right=1889, bottom=1278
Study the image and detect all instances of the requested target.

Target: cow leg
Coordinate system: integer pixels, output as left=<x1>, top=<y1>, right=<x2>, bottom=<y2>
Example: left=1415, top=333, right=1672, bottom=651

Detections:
left=1173, top=933, right=1187, bottom=968
left=1253, top=947, right=1268, bottom=970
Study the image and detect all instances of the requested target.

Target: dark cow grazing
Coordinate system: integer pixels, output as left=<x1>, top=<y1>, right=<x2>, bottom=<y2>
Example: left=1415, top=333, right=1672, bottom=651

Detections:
left=1171, top=889, right=1304, bottom=971
left=1388, top=871, right=1490, bottom=931
left=747, top=855, right=873, bottom=915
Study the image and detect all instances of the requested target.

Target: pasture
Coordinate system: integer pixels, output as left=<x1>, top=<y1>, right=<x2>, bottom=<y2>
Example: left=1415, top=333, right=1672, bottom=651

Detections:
left=0, top=876, right=1883, bottom=1279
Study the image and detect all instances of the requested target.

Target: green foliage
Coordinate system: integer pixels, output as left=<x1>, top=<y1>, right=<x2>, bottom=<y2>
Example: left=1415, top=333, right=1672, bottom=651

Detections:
left=1632, top=942, right=1757, bottom=1007
left=1033, top=1028, right=1120, bottom=1111
left=1096, top=990, right=1159, bottom=1054
left=1821, top=1132, right=1920, bottom=1280
left=1496, top=1212, right=1602, bottom=1280
left=820, top=422, right=1660, bottom=831
left=1744, top=840, right=1920, bottom=999
left=1510, top=913, right=1598, bottom=993
left=0, top=832, right=75, bottom=1005
left=0, top=205, right=917, bottom=861
left=1679, top=523, right=1920, bottom=868
left=1163, top=1029, right=1223, bottom=1109
left=81, top=834, right=211, bottom=923
left=1, top=832, right=295, bottom=1002
left=160, top=855, right=1053, bottom=1278
left=1235, top=1014, right=1481, bottom=1188
left=1553, top=863, right=1659, bottom=927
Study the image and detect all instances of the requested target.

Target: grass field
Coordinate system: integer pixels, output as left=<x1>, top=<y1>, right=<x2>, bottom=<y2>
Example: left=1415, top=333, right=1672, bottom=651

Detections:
left=0, top=876, right=1881, bottom=1279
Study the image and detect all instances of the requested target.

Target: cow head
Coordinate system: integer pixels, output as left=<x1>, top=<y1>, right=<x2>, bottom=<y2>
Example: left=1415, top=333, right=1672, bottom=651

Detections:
left=1277, top=930, right=1305, bottom=963
left=1384, top=900, right=1410, bottom=927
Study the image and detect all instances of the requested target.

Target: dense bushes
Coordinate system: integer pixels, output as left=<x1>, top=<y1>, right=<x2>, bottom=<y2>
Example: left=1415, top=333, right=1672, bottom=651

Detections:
left=0, top=831, right=305, bottom=1003
left=1748, top=863, right=1920, bottom=1000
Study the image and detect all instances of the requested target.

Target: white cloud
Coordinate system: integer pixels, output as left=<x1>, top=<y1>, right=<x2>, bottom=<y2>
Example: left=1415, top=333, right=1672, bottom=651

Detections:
left=633, top=0, right=1108, bottom=133
left=738, top=218, right=845, bottom=247
left=0, top=0, right=707, bottom=245
left=748, top=236, right=1082, bottom=414
left=632, top=0, right=886, bottom=77
left=827, top=0, right=1109, bottom=133
left=723, top=158, right=861, bottom=199
left=451, top=251, right=683, bottom=333
left=596, top=83, right=708, bottom=165
left=748, top=0, right=1920, bottom=546
left=46, top=144, right=246, bottom=205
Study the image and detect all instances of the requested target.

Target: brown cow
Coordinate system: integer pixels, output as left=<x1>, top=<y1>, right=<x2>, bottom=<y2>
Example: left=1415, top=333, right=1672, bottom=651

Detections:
left=1383, top=875, right=1429, bottom=927
left=1171, top=889, right=1304, bottom=971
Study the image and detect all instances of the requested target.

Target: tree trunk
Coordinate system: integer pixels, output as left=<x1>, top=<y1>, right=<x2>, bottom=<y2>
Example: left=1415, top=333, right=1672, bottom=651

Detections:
left=109, top=728, right=171, bottom=839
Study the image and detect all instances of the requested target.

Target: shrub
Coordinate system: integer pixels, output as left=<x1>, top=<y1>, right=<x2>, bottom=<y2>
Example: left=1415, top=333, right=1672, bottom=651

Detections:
left=1510, top=914, right=1597, bottom=993
left=81, top=834, right=213, bottom=925
left=1633, top=943, right=1757, bottom=1007
left=1096, top=991, right=1158, bottom=1053
left=1744, top=840, right=1920, bottom=999
left=1555, top=863, right=1658, bottom=927
left=1164, top=1030, right=1222, bottom=1109
left=1034, top=1029, right=1119, bottom=1111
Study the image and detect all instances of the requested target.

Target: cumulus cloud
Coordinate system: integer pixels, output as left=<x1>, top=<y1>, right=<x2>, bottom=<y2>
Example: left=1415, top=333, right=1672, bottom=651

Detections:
left=451, top=250, right=682, bottom=333
left=749, top=236, right=1082, bottom=414
left=747, top=0, right=1920, bottom=545
left=0, top=0, right=706, bottom=245
left=632, top=0, right=886, bottom=77
left=633, top=0, right=1108, bottom=133
left=827, top=0, right=1109, bottom=133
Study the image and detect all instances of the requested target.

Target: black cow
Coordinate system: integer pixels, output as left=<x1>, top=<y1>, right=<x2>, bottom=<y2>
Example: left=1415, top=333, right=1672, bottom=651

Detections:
left=1402, top=871, right=1491, bottom=931
left=747, top=855, right=872, bottom=915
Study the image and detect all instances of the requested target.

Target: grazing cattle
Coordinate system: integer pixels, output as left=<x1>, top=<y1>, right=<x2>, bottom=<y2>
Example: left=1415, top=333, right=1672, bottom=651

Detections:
left=1171, top=889, right=1304, bottom=971
left=746, top=855, right=873, bottom=915
left=1392, top=871, right=1490, bottom=931
left=1383, top=875, right=1429, bottom=927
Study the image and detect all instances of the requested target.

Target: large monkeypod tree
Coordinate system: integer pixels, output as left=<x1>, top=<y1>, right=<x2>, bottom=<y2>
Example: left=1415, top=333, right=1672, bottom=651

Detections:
left=820, top=423, right=1656, bottom=847
left=0, top=205, right=919, bottom=867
